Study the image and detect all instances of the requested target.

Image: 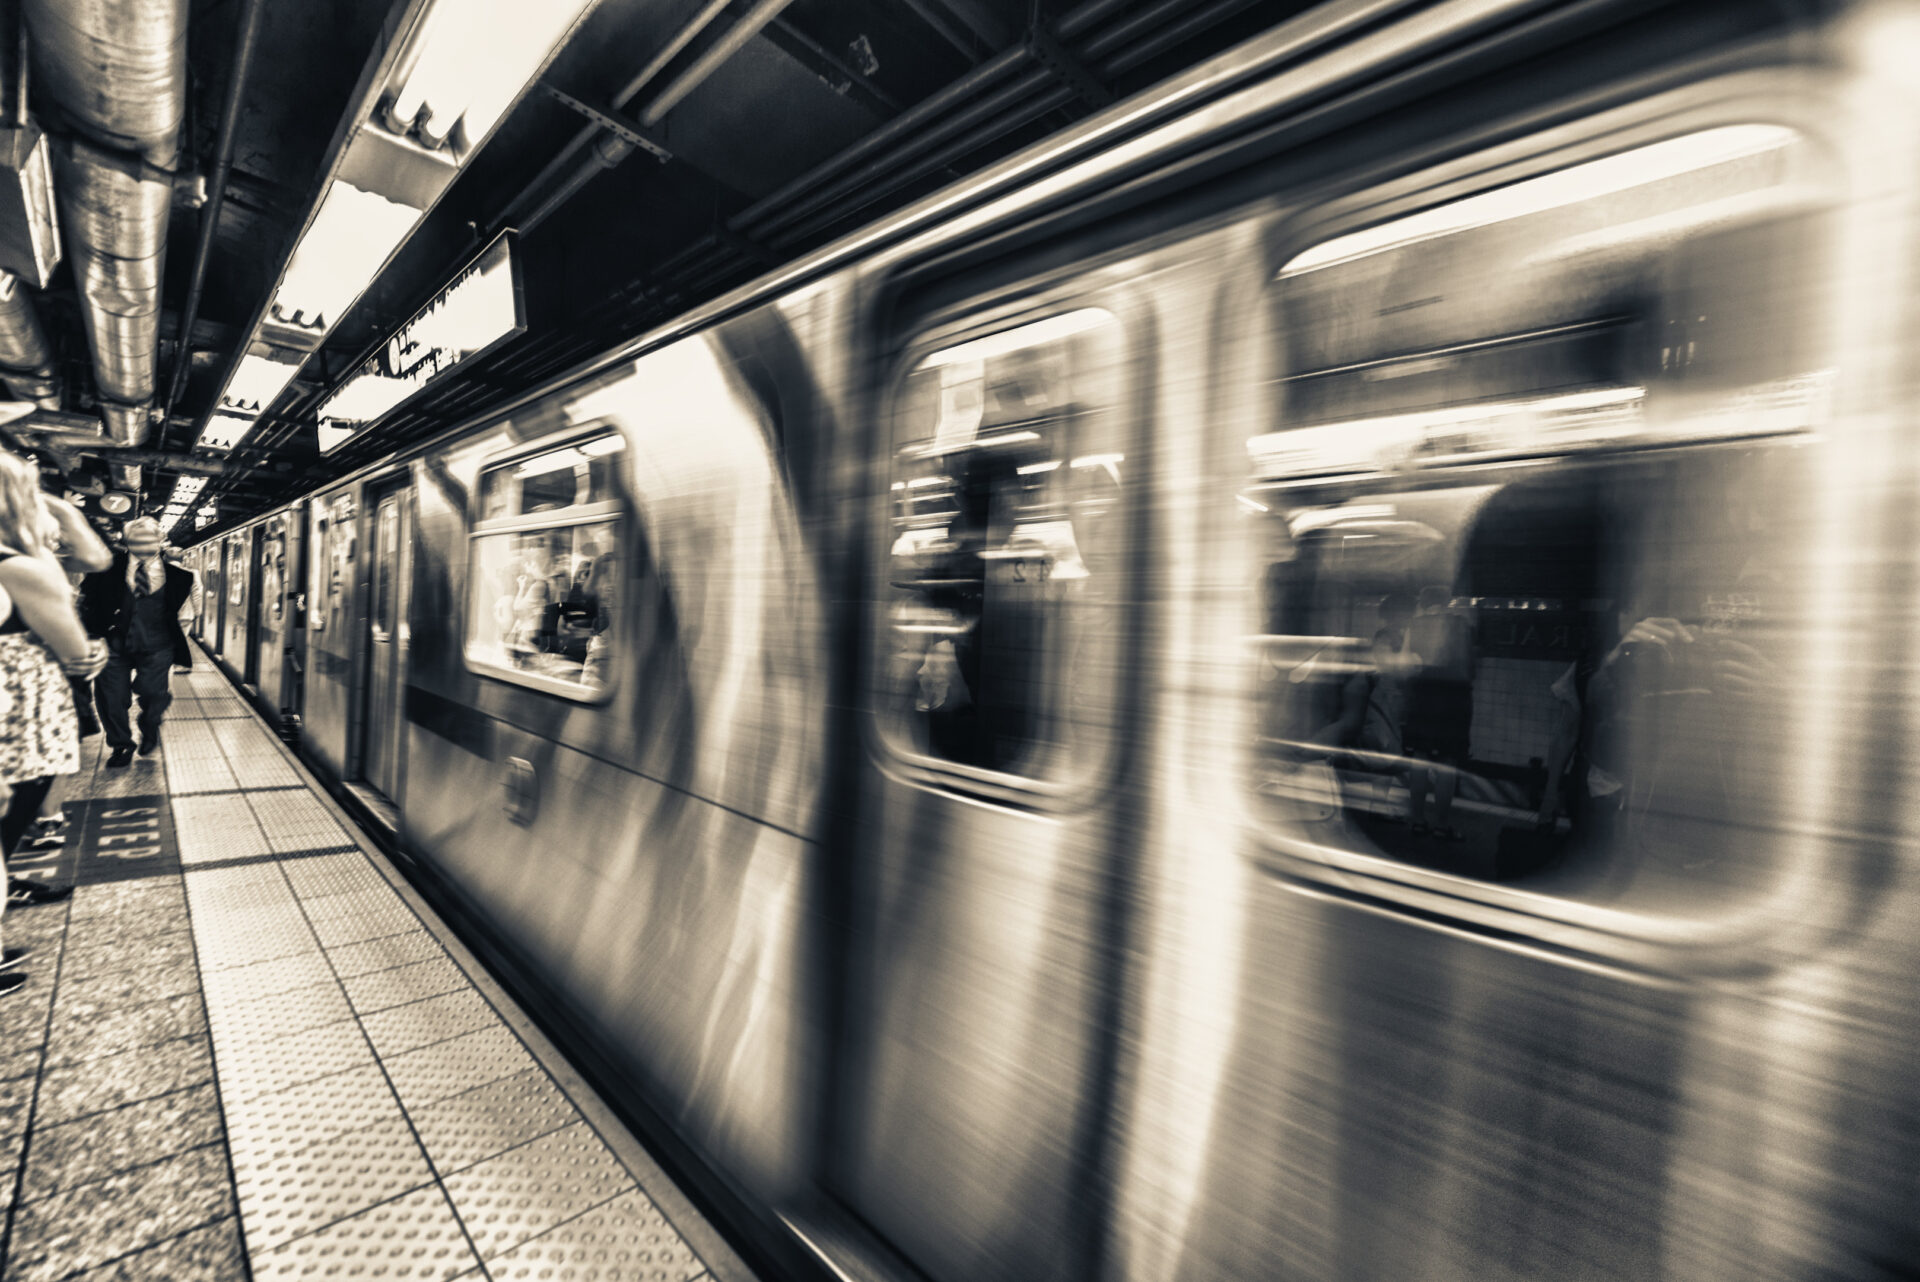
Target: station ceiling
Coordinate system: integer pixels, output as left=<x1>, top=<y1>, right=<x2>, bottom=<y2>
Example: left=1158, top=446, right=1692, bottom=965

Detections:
left=4, top=0, right=1307, bottom=539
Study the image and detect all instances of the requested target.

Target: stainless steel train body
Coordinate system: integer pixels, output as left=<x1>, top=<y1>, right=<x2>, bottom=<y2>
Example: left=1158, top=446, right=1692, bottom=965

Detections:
left=187, top=2, right=1920, bottom=1278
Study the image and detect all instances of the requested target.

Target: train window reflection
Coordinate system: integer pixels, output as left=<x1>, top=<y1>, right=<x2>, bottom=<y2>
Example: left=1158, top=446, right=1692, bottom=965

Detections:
left=466, top=433, right=623, bottom=696
left=1252, top=450, right=1806, bottom=902
left=1253, top=123, right=1835, bottom=905
left=880, top=307, right=1127, bottom=784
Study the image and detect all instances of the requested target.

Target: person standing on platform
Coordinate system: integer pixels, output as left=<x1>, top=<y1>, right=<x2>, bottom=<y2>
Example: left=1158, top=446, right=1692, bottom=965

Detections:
left=79, top=516, right=197, bottom=768
left=0, top=455, right=110, bottom=964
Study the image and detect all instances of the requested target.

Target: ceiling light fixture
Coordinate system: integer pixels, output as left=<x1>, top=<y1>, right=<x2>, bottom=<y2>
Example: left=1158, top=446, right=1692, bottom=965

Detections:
left=193, top=0, right=602, bottom=455
left=383, top=0, right=603, bottom=155
left=221, top=351, right=308, bottom=417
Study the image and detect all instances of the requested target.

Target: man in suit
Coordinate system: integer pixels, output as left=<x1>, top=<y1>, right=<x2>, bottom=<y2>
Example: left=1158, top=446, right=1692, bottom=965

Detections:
left=79, top=517, right=197, bottom=767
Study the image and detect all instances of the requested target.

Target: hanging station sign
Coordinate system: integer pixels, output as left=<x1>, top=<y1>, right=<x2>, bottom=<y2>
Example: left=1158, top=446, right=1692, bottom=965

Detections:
left=316, top=231, right=525, bottom=454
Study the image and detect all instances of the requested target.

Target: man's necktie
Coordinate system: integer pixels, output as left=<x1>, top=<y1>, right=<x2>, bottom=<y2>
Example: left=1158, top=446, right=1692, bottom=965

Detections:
left=135, top=563, right=152, bottom=597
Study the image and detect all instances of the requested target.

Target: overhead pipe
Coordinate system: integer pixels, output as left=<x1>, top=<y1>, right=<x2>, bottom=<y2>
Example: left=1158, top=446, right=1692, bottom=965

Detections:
left=725, top=0, right=1133, bottom=243
left=638, top=0, right=797, bottom=125
left=734, top=0, right=1257, bottom=252
left=0, top=271, right=59, bottom=408
left=0, top=22, right=60, bottom=413
left=15, top=430, right=229, bottom=476
left=161, top=0, right=266, bottom=427
left=27, top=0, right=188, bottom=446
left=667, top=0, right=1265, bottom=290
left=495, top=0, right=733, bottom=234
left=516, top=0, right=798, bottom=234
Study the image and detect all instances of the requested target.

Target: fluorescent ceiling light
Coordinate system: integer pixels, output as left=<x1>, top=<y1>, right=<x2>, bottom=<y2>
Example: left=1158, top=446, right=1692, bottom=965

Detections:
left=221, top=353, right=304, bottom=417
left=1282, top=125, right=1801, bottom=276
left=317, top=422, right=355, bottom=454
left=200, top=413, right=255, bottom=452
left=271, top=180, right=422, bottom=338
left=387, top=0, right=599, bottom=152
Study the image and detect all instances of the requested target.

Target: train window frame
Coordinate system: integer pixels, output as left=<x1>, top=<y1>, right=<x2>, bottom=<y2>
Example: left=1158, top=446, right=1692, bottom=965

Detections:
left=1245, top=75, right=1859, bottom=972
left=309, top=499, right=329, bottom=634
left=264, top=518, right=286, bottom=625
left=370, top=497, right=398, bottom=645
left=463, top=423, right=627, bottom=704
left=867, top=283, right=1147, bottom=810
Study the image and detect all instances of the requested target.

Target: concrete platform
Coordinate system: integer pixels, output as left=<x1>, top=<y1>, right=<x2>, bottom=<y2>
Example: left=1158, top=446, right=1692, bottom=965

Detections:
left=0, top=648, right=754, bottom=1281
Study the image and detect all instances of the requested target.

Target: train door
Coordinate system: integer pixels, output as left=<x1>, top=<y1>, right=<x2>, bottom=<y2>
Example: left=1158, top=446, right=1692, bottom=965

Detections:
left=255, top=517, right=288, bottom=714
left=281, top=512, right=306, bottom=722
left=241, top=526, right=264, bottom=688
left=222, top=532, right=250, bottom=676
left=184, top=548, right=202, bottom=639
left=209, top=539, right=227, bottom=654
left=361, top=482, right=413, bottom=802
left=839, top=292, right=1143, bottom=1282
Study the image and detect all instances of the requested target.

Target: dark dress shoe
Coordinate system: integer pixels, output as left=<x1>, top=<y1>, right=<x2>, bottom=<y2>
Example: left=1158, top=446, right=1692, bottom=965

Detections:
left=138, top=733, right=160, bottom=757
left=107, top=747, right=134, bottom=767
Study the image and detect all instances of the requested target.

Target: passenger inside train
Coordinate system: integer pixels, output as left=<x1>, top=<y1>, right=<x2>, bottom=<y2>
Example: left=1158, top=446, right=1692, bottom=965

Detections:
left=469, top=435, right=624, bottom=690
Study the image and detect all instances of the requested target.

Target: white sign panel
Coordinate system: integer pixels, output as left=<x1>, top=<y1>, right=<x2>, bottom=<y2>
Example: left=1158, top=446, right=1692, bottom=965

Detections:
left=316, top=231, right=525, bottom=453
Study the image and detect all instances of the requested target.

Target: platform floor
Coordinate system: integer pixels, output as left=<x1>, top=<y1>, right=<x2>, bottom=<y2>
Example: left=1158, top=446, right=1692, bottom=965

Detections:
left=0, top=647, right=751, bottom=1281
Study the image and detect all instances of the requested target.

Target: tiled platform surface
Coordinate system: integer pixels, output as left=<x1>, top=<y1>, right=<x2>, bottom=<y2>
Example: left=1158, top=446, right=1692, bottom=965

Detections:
left=0, top=651, right=748, bottom=1281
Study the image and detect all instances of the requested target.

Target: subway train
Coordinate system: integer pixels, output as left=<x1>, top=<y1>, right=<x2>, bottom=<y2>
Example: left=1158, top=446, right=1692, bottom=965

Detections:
left=182, top=1, right=1920, bottom=1278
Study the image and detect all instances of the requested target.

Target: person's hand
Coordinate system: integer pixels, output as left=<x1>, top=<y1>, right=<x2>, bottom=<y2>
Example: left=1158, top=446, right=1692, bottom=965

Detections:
left=1618, top=617, right=1695, bottom=652
left=41, top=495, right=110, bottom=569
left=1709, top=636, right=1776, bottom=697
left=42, top=494, right=84, bottom=530
left=1534, top=781, right=1563, bottom=830
left=63, top=639, right=108, bottom=681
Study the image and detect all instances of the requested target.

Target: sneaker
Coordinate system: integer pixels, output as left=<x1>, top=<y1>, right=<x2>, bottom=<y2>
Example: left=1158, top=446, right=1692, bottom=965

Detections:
left=7, top=877, right=72, bottom=906
left=0, top=973, right=27, bottom=999
left=107, top=747, right=133, bottom=768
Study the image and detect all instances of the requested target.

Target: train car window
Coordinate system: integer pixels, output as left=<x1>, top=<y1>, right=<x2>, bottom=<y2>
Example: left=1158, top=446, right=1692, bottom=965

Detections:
left=372, top=501, right=396, bottom=641
left=308, top=493, right=356, bottom=637
left=466, top=433, right=624, bottom=696
left=264, top=525, right=285, bottom=623
left=227, top=538, right=243, bottom=606
left=1250, top=124, right=1836, bottom=910
left=880, top=307, right=1127, bottom=786
left=310, top=505, right=328, bottom=633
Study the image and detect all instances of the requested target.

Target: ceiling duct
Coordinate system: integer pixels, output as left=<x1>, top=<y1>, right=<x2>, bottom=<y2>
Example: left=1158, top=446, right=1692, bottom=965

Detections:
left=0, top=270, right=59, bottom=409
left=26, top=0, right=187, bottom=447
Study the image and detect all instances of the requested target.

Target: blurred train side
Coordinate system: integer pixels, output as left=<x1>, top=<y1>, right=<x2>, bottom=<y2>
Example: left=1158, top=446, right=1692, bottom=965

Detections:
left=192, top=2, right=1920, bottom=1280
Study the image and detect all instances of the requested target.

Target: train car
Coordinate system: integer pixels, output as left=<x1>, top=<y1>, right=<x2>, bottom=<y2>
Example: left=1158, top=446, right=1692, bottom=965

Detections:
left=192, top=2, right=1920, bottom=1280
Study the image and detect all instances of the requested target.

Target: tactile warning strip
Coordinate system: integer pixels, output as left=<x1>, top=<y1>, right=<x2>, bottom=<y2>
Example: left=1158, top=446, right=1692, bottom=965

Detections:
left=168, top=639, right=717, bottom=1279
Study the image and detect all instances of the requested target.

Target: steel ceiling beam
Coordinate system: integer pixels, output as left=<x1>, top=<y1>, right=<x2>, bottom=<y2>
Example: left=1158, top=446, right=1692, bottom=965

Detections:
left=161, top=0, right=269, bottom=428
